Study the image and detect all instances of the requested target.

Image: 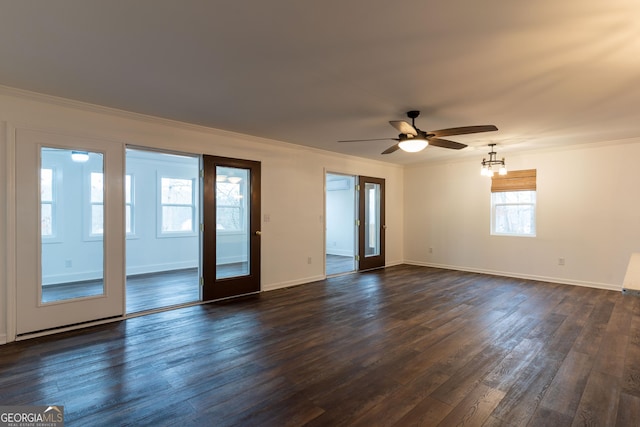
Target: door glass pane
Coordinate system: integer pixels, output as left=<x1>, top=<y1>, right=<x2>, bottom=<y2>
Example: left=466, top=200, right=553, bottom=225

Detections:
left=364, top=182, right=381, bottom=257
left=41, top=148, right=105, bottom=303
left=216, top=166, right=250, bottom=279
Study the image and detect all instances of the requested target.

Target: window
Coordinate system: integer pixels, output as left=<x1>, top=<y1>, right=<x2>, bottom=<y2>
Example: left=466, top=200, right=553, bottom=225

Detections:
left=90, top=172, right=133, bottom=235
left=90, top=172, right=104, bottom=235
left=161, top=177, right=195, bottom=233
left=492, top=191, right=536, bottom=236
left=125, top=174, right=133, bottom=234
left=41, top=168, right=55, bottom=237
left=216, top=178, right=246, bottom=232
left=491, top=169, right=537, bottom=237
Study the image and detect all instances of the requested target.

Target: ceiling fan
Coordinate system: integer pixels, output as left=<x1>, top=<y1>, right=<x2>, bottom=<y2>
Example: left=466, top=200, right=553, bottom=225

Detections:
left=339, top=110, right=498, bottom=155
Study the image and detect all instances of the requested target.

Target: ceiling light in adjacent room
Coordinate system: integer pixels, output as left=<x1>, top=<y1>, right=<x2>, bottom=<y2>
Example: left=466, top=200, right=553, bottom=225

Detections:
left=71, top=151, right=89, bottom=162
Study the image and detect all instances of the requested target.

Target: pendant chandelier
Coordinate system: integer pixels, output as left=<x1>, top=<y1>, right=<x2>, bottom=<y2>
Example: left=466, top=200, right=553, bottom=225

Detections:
left=480, top=143, right=506, bottom=177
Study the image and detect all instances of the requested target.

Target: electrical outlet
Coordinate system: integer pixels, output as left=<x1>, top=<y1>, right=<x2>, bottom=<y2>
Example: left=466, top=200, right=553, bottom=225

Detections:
left=429, top=247, right=433, bottom=254
left=307, top=257, right=312, bottom=265
left=558, top=258, right=565, bottom=266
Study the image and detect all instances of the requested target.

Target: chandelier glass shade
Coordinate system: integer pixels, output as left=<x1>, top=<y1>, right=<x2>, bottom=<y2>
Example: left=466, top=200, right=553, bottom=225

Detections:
left=398, top=137, right=428, bottom=153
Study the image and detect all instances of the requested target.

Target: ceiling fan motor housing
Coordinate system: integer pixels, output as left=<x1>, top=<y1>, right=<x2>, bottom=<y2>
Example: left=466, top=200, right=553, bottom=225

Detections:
left=407, top=110, right=421, bottom=120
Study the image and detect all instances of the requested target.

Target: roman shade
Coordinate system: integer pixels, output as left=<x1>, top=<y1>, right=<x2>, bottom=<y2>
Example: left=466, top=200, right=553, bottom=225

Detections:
left=491, top=169, right=536, bottom=192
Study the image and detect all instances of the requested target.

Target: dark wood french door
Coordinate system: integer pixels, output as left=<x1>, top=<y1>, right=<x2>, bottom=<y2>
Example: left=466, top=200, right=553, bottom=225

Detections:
left=358, top=176, right=385, bottom=271
left=202, top=155, right=261, bottom=300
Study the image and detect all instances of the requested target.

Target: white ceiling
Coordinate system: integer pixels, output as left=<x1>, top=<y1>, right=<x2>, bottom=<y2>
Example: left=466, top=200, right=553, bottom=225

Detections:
left=1, top=1, right=640, bottom=164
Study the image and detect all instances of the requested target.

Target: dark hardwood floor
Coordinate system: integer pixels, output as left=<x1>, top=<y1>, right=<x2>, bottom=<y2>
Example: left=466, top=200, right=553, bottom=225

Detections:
left=126, top=268, right=200, bottom=313
left=2, top=265, right=639, bottom=426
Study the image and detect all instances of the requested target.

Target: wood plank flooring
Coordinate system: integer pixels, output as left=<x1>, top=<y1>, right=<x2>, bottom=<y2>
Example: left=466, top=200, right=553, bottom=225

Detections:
left=2, top=265, right=639, bottom=426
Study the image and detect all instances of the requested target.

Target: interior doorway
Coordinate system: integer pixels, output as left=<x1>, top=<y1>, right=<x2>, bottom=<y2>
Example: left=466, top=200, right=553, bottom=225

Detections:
left=125, top=148, right=201, bottom=313
left=325, top=173, right=357, bottom=275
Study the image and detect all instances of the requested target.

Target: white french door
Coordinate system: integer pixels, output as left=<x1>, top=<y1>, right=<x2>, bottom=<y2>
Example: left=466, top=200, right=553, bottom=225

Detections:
left=15, top=129, right=125, bottom=335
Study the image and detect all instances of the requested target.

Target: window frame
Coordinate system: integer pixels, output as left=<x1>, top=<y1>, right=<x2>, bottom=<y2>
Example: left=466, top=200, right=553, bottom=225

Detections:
left=85, top=171, right=135, bottom=239
left=215, top=178, right=248, bottom=234
left=124, top=174, right=135, bottom=236
left=88, top=170, right=105, bottom=238
left=490, top=190, right=537, bottom=237
left=158, top=175, right=197, bottom=237
left=40, top=166, right=59, bottom=241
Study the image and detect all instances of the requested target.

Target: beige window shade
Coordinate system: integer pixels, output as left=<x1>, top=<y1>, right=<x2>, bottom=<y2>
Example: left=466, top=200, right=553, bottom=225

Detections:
left=491, top=169, right=536, bottom=192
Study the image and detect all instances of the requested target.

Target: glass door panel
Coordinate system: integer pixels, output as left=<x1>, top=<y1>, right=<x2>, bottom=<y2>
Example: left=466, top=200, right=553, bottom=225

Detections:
left=216, top=166, right=250, bottom=279
left=364, top=182, right=381, bottom=257
left=40, top=148, right=105, bottom=303
left=358, top=176, right=385, bottom=271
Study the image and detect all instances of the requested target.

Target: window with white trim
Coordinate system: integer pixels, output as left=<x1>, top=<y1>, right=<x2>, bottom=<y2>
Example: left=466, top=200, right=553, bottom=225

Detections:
left=125, top=174, right=134, bottom=234
left=90, top=172, right=104, bottom=235
left=40, top=167, right=55, bottom=237
left=160, top=177, right=195, bottom=234
left=491, top=169, right=537, bottom=237
left=90, top=172, right=134, bottom=235
left=215, top=175, right=247, bottom=232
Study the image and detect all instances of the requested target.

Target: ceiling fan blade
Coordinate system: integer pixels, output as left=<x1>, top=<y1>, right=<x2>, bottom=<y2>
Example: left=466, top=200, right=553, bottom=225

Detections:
left=429, top=125, right=498, bottom=137
left=381, top=144, right=401, bottom=154
left=389, top=120, right=418, bottom=136
left=427, top=137, right=467, bottom=150
left=338, top=137, right=398, bottom=143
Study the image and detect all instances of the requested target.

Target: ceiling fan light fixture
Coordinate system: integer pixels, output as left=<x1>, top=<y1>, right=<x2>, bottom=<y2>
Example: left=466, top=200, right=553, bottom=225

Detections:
left=398, top=138, right=428, bottom=153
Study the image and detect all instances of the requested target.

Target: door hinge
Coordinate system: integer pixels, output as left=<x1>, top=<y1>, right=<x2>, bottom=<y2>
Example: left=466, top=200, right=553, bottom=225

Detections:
left=200, top=169, right=204, bottom=178
left=355, top=184, right=360, bottom=191
left=199, top=277, right=204, bottom=286
left=356, top=219, right=360, bottom=226
left=355, top=255, right=360, bottom=261
left=200, top=223, right=204, bottom=232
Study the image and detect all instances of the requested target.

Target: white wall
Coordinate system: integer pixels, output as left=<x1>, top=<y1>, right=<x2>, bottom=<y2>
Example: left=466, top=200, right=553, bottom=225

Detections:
left=0, top=87, right=404, bottom=343
left=404, top=140, right=640, bottom=290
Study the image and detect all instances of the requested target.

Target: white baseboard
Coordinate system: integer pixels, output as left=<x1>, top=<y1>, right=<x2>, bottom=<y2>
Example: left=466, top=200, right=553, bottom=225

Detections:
left=404, top=260, right=621, bottom=292
left=216, top=256, right=247, bottom=265
left=262, top=275, right=325, bottom=292
left=42, top=261, right=199, bottom=284
left=326, top=249, right=354, bottom=257
left=125, top=261, right=198, bottom=277
left=42, top=271, right=103, bottom=286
